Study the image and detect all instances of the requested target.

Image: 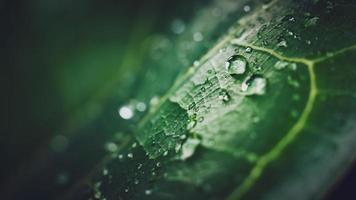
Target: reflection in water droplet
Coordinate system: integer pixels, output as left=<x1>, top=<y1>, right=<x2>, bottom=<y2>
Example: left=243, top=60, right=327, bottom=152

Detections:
left=136, top=102, right=147, bottom=112
left=180, top=138, right=200, bottom=160
left=119, top=106, right=134, bottom=120
left=241, top=75, right=267, bottom=95
left=225, top=55, right=248, bottom=75
left=145, top=190, right=152, bottom=195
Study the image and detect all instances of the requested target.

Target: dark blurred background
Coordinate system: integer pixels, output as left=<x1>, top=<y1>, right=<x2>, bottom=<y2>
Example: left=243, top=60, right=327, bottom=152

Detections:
left=2, top=0, right=356, bottom=199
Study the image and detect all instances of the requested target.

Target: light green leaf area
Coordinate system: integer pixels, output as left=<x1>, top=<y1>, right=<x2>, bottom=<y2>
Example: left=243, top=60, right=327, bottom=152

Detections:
left=91, top=0, right=356, bottom=200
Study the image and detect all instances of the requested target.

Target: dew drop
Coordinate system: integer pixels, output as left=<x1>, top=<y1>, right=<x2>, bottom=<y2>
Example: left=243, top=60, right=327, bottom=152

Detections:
left=241, top=75, right=267, bottom=95
left=156, top=162, right=161, bottom=167
left=134, top=179, right=139, bottom=185
left=243, top=5, right=251, bottom=12
left=277, top=39, right=288, bottom=47
left=187, top=119, right=197, bottom=130
left=218, top=90, right=230, bottom=102
left=118, top=154, right=124, bottom=160
left=131, top=142, right=137, bottom=148
left=105, top=142, right=118, bottom=152
left=245, top=47, right=252, bottom=53
left=180, top=138, right=200, bottom=160
left=163, top=151, right=169, bottom=156
left=124, top=188, right=129, bottom=193
left=225, top=55, right=248, bottom=75
left=127, top=153, right=134, bottom=158
left=145, top=189, right=152, bottom=195
left=193, top=32, right=203, bottom=42
left=118, top=106, right=134, bottom=120
left=102, top=168, right=108, bottom=176
left=135, top=102, right=147, bottom=112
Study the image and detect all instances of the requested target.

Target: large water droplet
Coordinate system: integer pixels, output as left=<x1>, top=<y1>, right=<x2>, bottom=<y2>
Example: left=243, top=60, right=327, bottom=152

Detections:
left=118, top=106, right=134, bottom=120
left=241, top=75, right=267, bottom=95
left=180, top=138, right=200, bottom=160
left=226, top=55, right=248, bottom=75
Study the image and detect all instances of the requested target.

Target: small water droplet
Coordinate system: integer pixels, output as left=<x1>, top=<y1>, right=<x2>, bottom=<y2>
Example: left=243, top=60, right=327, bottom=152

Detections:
left=134, top=179, right=139, bottom=185
left=243, top=5, right=251, bottom=12
left=124, top=188, right=129, bottom=193
left=187, top=119, right=197, bottom=130
left=277, top=39, right=288, bottom=47
left=218, top=90, right=230, bottom=102
left=119, top=106, right=134, bottom=120
left=105, top=142, right=118, bottom=152
left=127, top=153, right=134, bottom=158
left=163, top=151, right=168, bottom=156
left=193, top=60, right=200, bottom=66
left=102, top=168, right=108, bottom=176
left=156, top=162, right=161, bottom=167
left=118, top=154, right=124, bottom=160
left=225, top=55, right=248, bottom=75
left=245, top=47, right=252, bottom=53
left=241, top=75, right=267, bottom=95
left=193, top=32, right=203, bottom=42
left=132, top=142, right=137, bottom=148
left=145, top=189, right=152, bottom=195
left=180, top=138, right=200, bottom=160
left=180, top=134, right=187, bottom=140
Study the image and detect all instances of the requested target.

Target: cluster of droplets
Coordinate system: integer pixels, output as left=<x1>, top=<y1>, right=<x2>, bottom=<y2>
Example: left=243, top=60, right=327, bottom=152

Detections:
left=118, top=100, right=147, bottom=120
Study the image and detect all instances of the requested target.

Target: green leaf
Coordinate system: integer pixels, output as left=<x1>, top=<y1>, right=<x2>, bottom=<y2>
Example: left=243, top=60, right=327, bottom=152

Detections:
left=87, top=0, right=356, bottom=199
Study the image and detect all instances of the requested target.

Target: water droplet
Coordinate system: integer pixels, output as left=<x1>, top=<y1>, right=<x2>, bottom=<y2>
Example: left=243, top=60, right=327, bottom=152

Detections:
left=171, top=19, right=185, bottom=34
left=277, top=39, right=288, bottom=47
left=306, top=40, right=311, bottom=45
left=180, top=138, right=200, bottom=160
left=163, top=151, right=168, bottom=156
left=145, top=189, right=152, bottom=195
left=119, top=106, right=134, bottom=120
left=124, top=188, right=129, bottom=193
left=245, top=47, right=252, bottom=53
left=102, top=168, right=108, bottom=176
left=193, top=60, right=200, bottom=66
left=241, top=75, right=267, bottom=95
left=225, top=55, right=248, bottom=75
left=132, top=142, right=137, bottom=148
left=118, top=154, right=124, bottom=160
left=219, top=90, right=230, bottom=102
left=136, top=102, right=146, bottom=112
left=127, top=153, right=134, bottom=158
left=187, top=119, right=197, bottom=130
left=105, top=142, right=118, bottom=152
left=274, top=60, right=289, bottom=70
left=134, top=179, right=139, bottom=185
left=193, top=32, right=203, bottom=42
left=243, top=5, right=251, bottom=12
left=156, top=162, right=161, bottom=167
